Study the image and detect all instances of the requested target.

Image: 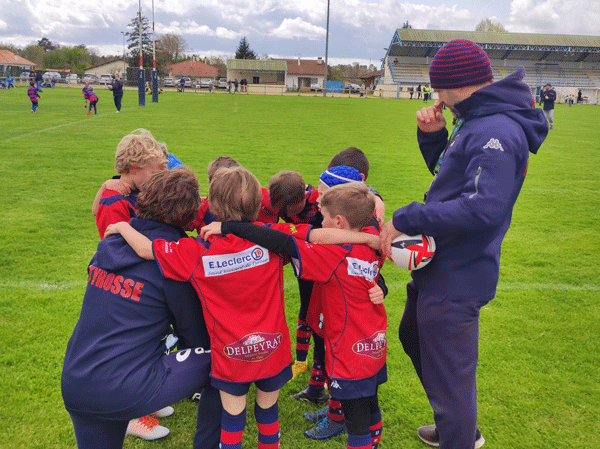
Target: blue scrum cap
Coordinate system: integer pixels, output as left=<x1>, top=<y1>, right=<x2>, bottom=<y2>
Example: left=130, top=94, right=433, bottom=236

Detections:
left=167, top=153, right=183, bottom=169
left=319, top=165, right=363, bottom=188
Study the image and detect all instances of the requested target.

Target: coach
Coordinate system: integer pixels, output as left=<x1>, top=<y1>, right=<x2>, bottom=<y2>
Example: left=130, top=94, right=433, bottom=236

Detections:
left=380, top=39, right=548, bottom=449
left=111, top=74, right=124, bottom=113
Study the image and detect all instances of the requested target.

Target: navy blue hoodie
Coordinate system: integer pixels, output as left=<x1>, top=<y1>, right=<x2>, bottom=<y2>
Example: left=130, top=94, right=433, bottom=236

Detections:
left=393, top=67, right=548, bottom=301
left=61, top=218, right=209, bottom=418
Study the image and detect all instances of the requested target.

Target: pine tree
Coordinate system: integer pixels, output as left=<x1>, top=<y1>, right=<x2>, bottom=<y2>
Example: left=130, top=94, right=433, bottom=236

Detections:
left=235, top=37, right=256, bottom=60
left=125, top=15, right=154, bottom=68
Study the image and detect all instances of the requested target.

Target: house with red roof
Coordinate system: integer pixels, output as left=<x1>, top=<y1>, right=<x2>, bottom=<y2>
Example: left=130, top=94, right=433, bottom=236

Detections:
left=167, top=59, right=218, bottom=81
left=0, top=50, right=36, bottom=77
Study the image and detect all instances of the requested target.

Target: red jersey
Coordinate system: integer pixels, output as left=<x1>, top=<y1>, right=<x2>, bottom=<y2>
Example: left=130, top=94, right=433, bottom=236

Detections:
left=185, top=197, right=217, bottom=233
left=96, top=189, right=138, bottom=239
left=293, top=227, right=387, bottom=381
left=153, top=222, right=310, bottom=384
left=257, top=187, right=279, bottom=224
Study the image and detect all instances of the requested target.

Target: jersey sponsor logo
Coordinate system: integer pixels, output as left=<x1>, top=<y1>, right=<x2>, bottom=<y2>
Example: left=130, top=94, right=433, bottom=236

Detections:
left=88, top=265, right=144, bottom=301
left=202, top=245, right=269, bottom=277
left=346, top=257, right=379, bottom=282
left=223, top=332, right=282, bottom=362
left=330, top=379, right=341, bottom=390
left=352, top=330, right=387, bottom=359
left=483, top=138, right=504, bottom=152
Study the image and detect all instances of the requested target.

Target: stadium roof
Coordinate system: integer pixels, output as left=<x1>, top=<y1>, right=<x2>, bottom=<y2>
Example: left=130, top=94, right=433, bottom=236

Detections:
left=387, top=29, right=600, bottom=62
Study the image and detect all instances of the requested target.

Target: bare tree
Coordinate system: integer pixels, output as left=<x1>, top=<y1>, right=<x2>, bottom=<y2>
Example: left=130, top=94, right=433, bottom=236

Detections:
left=157, top=33, right=187, bottom=64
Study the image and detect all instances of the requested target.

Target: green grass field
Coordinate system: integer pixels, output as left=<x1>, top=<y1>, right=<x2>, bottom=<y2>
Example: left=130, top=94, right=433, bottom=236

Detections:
left=1, top=85, right=599, bottom=448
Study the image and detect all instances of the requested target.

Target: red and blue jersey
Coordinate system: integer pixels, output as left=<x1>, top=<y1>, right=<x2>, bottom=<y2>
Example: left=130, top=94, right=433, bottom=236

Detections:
left=88, top=90, right=98, bottom=102
left=153, top=222, right=310, bottom=384
left=185, top=198, right=218, bottom=234
left=82, top=87, right=90, bottom=99
left=96, top=189, right=138, bottom=239
left=293, top=226, right=387, bottom=382
left=27, top=86, right=39, bottom=102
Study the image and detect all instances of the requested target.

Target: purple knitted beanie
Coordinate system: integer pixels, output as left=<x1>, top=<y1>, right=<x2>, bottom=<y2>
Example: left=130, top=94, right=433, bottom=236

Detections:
left=429, top=39, right=493, bottom=89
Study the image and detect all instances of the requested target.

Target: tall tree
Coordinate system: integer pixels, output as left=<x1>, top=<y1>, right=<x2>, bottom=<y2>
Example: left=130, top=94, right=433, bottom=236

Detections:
left=0, top=43, right=20, bottom=53
left=235, top=37, right=256, bottom=60
left=38, top=37, right=57, bottom=52
left=207, top=56, right=227, bottom=77
left=125, top=15, right=153, bottom=68
left=475, top=18, right=507, bottom=33
left=20, top=45, right=45, bottom=66
left=156, top=33, right=187, bottom=67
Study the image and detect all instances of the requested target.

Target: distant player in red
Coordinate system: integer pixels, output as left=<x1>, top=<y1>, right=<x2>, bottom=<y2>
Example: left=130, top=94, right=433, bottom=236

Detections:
left=106, top=167, right=379, bottom=449
left=27, top=81, right=40, bottom=113
left=93, top=129, right=167, bottom=239
left=200, top=183, right=387, bottom=449
left=86, top=87, right=99, bottom=115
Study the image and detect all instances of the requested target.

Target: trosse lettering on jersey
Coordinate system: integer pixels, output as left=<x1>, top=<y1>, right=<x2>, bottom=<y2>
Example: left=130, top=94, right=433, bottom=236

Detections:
left=346, top=257, right=379, bottom=282
left=202, top=245, right=269, bottom=277
left=88, top=265, right=144, bottom=301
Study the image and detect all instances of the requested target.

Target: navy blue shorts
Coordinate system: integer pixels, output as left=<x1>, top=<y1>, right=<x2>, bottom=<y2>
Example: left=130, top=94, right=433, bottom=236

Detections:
left=211, top=363, right=292, bottom=396
left=328, top=364, right=387, bottom=400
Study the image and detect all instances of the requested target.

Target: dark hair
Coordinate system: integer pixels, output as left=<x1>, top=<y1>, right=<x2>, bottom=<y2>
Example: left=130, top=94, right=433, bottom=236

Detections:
left=268, top=171, right=305, bottom=210
left=328, top=147, right=369, bottom=180
left=136, top=167, right=200, bottom=228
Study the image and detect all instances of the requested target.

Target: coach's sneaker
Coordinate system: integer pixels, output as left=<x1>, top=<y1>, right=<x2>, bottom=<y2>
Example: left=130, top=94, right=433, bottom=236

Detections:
left=417, top=424, right=485, bottom=448
left=291, top=387, right=329, bottom=404
left=291, top=360, right=308, bottom=380
left=152, top=406, right=174, bottom=418
left=126, top=415, right=170, bottom=440
left=304, top=416, right=347, bottom=440
left=304, top=406, right=328, bottom=423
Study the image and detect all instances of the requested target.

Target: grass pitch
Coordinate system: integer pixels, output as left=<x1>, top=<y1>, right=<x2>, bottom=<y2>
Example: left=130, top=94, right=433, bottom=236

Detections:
left=0, top=86, right=599, bottom=448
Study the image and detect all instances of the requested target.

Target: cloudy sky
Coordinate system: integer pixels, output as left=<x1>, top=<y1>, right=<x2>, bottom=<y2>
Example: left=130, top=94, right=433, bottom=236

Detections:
left=1, top=0, right=598, bottom=66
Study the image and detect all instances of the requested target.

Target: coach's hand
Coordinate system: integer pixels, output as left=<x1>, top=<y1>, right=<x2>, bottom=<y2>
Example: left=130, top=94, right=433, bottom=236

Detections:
left=368, top=281, right=385, bottom=305
left=380, top=219, right=402, bottom=258
left=199, top=222, right=222, bottom=240
left=416, top=99, right=446, bottom=133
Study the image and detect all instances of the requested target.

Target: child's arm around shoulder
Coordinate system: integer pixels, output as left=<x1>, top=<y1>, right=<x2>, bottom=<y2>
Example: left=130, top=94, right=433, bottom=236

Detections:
left=104, top=222, right=154, bottom=260
left=92, top=178, right=132, bottom=215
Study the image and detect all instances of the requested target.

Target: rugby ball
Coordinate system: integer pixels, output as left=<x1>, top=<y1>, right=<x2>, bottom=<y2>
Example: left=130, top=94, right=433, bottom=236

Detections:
left=107, top=84, right=113, bottom=90
left=390, top=234, right=435, bottom=271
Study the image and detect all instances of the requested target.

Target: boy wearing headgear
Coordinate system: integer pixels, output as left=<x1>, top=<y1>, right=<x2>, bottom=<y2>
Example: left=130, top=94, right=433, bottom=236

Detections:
left=380, top=39, right=548, bottom=449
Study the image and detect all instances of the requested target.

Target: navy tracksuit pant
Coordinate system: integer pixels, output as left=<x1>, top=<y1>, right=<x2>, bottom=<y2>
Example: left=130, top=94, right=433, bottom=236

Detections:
left=399, top=280, right=485, bottom=449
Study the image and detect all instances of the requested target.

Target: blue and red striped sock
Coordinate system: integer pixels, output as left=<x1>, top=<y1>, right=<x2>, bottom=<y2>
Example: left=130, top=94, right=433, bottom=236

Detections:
left=307, top=359, right=326, bottom=396
left=327, top=398, right=345, bottom=422
left=220, top=408, right=246, bottom=449
left=346, top=433, right=371, bottom=449
left=295, top=317, right=311, bottom=362
left=254, top=402, right=280, bottom=449
left=370, top=408, right=383, bottom=448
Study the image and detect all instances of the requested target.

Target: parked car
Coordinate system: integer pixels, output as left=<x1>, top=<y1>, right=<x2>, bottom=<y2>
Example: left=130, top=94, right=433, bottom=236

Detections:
left=196, top=78, right=212, bottom=88
left=344, top=83, right=361, bottom=93
left=217, top=78, right=228, bottom=89
left=43, top=71, right=62, bottom=80
left=99, top=74, right=113, bottom=84
left=65, top=74, right=81, bottom=84
left=20, top=71, right=31, bottom=80
left=177, top=77, right=192, bottom=87
left=310, top=83, right=323, bottom=91
left=211, top=79, right=220, bottom=88
left=163, top=78, right=175, bottom=87
left=83, top=74, right=98, bottom=83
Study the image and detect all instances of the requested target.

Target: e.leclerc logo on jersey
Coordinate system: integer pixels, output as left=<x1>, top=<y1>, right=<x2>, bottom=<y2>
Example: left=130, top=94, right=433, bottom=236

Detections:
left=352, top=331, right=387, bottom=359
left=224, top=332, right=282, bottom=362
left=203, top=245, right=269, bottom=277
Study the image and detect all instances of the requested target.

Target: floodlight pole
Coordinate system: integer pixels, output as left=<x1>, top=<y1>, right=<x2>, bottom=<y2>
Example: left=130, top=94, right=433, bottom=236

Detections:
left=151, top=0, right=158, bottom=103
left=323, top=0, right=330, bottom=97
left=138, top=0, right=145, bottom=106
left=121, top=31, right=126, bottom=77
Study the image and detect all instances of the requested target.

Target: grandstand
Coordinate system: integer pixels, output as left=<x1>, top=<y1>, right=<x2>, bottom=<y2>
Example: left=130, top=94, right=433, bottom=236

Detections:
left=379, top=29, right=600, bottom=103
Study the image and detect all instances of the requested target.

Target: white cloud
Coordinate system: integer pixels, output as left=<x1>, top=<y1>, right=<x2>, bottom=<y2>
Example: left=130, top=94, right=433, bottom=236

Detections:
left=506, top=0, right=600, bottom=35
left=270, top=17, right=325, bottom=40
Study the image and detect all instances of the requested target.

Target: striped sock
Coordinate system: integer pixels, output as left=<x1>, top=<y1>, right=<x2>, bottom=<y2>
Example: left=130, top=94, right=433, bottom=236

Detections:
left=220, top=408, right=246, bottom=449
left=347, top=433, right=371, bottom=449
left=370, top=409, right=382, bottom=449
left=307, top=359, right=326, bottom=396
left=255, top=402, right=280, bottom=449
left=327, top=398, right=345, bottom=422
left=295, top=317, right=311, bottom=361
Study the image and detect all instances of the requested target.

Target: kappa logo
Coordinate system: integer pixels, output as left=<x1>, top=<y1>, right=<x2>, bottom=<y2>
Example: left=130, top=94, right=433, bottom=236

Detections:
left=483, top=138, right=504, bottom=151
left=330, top=379, right=341, bottom=389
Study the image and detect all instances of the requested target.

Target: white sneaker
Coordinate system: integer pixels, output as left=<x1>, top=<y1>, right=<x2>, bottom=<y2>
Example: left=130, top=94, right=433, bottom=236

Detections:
left=126, top=415, right=169, bottom=440
left=153, top=406, right=174, bottom=418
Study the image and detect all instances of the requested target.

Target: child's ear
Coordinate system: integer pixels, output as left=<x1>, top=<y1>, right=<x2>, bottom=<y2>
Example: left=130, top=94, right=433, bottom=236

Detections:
left=335, top=214, right=346, bottom=230
left=361, top=173, right=366, bottom=181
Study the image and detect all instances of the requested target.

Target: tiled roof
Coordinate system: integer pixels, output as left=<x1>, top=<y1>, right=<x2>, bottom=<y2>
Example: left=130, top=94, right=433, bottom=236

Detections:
left=281, top=59, right=327, bottom=75
left=169, top=60, right=218, bottom=78
left=0, top=50, right=36, bottom=66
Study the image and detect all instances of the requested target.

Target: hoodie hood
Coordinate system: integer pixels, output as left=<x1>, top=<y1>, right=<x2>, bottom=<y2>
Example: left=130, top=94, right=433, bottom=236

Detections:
left=454, top=66, right=548, bottom=155
left=93, top=218, right=186, bottom=272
